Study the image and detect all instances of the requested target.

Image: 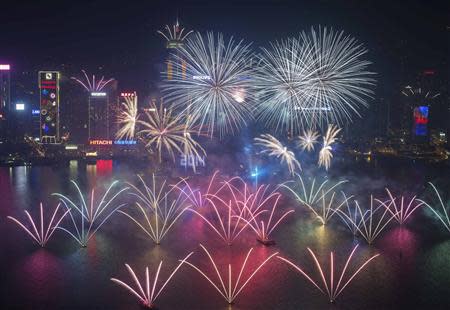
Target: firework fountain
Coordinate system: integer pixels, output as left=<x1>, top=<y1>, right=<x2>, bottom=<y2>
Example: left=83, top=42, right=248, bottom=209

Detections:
left=418, top=182, right=450, bottom=232
left=118, top=175, right=191, bottom=245
left=379, top=188, right=424, bottom=225
left=52, top=180, right=128, bottom=247
left=278, top=244, right=379, bottom=303
left=338, top=195, right=395, bottom=244
left=7, top=203, right=70, bottom=247
left=184, top=244, right=278, bottom=304
left=282, top=174, right=350, bottom=225
left=111, top=252, right=194, bottom=309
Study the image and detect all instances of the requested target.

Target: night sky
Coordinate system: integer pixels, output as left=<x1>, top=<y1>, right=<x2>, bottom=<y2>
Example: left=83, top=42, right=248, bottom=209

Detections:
left=0, top=0, right=448, bottom=95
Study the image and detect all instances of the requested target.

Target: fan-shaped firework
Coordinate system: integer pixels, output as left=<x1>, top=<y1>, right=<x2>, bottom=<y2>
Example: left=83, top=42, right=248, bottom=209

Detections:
left=116, top=95, right=139, bottom=140
left=297, top=129, right=320, bottom=152
left=255, top=27, right=375, bottom=133
left=318, top=124, right=341, bottom=171
left=161, top=32, right=254, bottom=138
left=137, top=103, right=205, bottom=163
left=71, top=70, right=114, bottom=92
left=254, top=134, right=301, bottom=176
left=278, top=245, right=380, bottom=302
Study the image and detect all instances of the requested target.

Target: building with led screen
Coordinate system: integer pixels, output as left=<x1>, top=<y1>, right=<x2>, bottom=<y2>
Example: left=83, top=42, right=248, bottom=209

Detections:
left=39, top=71, right=60, bottom=143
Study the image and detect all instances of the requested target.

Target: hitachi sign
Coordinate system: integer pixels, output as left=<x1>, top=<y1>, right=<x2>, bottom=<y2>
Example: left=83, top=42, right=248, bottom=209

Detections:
left=89, top=139, right=112, bottom=145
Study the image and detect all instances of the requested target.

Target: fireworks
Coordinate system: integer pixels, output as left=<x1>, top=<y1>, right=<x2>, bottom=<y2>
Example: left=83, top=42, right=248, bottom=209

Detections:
left=7, top=203, right=70, bottom=247
left=118, top=175, right=190, bottom=245
left=379, top=188, right=424, bottom=225
left=254, top=37, right=313, bottom=134
left=297, top=27, right=375, bottom=126
left=255, top=27, right=375, bottom=133
left=297, top=129, right=320, bottom=152
left=157, top=20, right=193, bottom=43
left=52, top=180, right=128, bottom=247
left=339, top=195, right=395, bottom=244
left=138, top=102, right=205, bottom=163
left=236, top=188, right=294, bottom=245
left=277, top=244, right=380, bottom=302
left=418, top=182, right=450, bottom=232
left=282, top=174, right=349, bottom=225
left=318, top=124, right=341, bottom=171
left=111, top=252, right=193, bottom=309
left=71, top=70, right=114, bottom=92
left=161, top=32, right=254, bottom=137
left=116, top=95, right=139, bottom=140
left=184, top=244, right=278, bottom=304
left=188, top=194, right=255, bottom=246
left=254, top=134, right=301, bottom=176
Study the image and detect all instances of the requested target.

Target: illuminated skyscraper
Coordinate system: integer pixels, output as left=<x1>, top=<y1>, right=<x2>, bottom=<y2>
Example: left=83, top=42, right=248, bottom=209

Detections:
left=0, top=64, right=11, bottom=120
left=158, top=19, right=192, bottom=80
left=89, top=92, right=109, bottom=140
left=39, top=71, right=60, bottom=143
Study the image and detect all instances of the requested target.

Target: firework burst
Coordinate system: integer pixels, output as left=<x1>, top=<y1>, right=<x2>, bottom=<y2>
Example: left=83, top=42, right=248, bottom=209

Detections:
left=297, top=129, right=320, bottom=152
left=255, top=27, right=375, bottom=133
left=297, top=27, right=375, bottom=126
left=138, top=102, right=205, bottom=163
left=254, top=134, right=301, bottom=176
left=161, top=32, right=254, bottom=138
left=116, top=95, right=139, bottom=140
left=318, top=124, right=341, bottom=171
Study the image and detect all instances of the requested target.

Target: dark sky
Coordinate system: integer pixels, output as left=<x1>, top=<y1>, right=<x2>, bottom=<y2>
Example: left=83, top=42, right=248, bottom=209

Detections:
left=0, top=0, right=448, bottom=94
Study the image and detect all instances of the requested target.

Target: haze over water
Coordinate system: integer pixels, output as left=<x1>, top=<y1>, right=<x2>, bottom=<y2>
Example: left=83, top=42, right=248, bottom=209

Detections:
left=1, top=157, right=450, bottom=309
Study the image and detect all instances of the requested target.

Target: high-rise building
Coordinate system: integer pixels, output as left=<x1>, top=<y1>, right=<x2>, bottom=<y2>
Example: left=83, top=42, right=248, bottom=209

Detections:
left=158, top=20, right=193, bottom=80
left=0, top=64, right=11, bottom=119
left=89, top=92, right=109, bottom=140
left=39, top=71, right=60, bottom=143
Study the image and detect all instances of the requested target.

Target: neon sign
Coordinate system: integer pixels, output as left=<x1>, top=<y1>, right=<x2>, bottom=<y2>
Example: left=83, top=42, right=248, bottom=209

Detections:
left=0, top=64, right=11, bottom=71
left=89, top=139, right=137, bottom=146
left=90, top=92, right=107, bottom=97
left=120, top=92, right=136, bottom=97
left=32, top=109, right=40, bottom=115
left=90, top=139, right=112, bottom=145
left=114, top=140, right=137, bottom=145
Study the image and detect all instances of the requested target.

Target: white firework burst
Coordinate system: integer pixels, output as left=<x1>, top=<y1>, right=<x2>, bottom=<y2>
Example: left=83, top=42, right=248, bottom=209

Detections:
left=137, top=103, right=205, bottom=162
left=254, top=37, right=312, bottom=134
left=116, top=95, right=139, bottom=140
left=162, top=32, right=254, bottom=138
left=255, top=27, right=375, bottom=134
left=297, top=129, right=320, bottom=152
left=318, top=124, right=341, bottom=171
left=254, top=134, right=301, bottom=175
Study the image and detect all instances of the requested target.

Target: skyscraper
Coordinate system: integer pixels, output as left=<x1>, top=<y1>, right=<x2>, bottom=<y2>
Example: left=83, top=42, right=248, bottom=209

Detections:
left=0, top=64, right=11, bottom=119
left=89, top=91, right=109, bottom=140
left=158, top=20, right=193, bottom=80
left=39, top=71, right=60, bottom=143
